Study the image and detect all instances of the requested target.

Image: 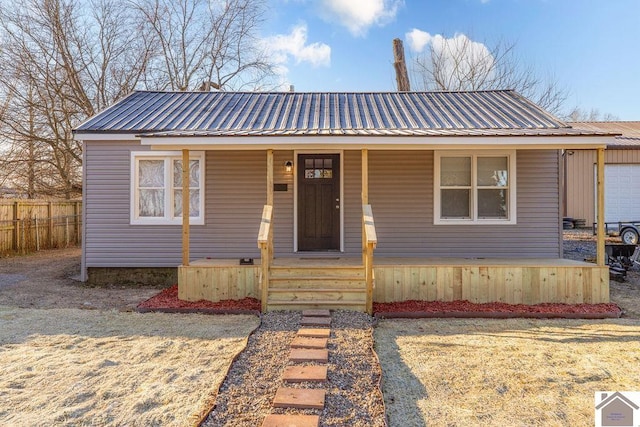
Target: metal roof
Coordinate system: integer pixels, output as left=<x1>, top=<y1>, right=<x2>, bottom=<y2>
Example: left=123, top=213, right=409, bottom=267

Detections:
left=568, top=121, right=640, bottom=147
left=75, top=90, right=609, bottom=138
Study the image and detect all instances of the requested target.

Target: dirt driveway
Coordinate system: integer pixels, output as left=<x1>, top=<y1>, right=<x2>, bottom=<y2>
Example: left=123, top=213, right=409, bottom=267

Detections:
left=0, top=248, right=159, bottom=310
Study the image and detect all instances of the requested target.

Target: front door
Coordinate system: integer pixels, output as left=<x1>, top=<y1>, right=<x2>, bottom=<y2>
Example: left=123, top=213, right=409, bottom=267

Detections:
left=298, top=154, right=340, bottom=251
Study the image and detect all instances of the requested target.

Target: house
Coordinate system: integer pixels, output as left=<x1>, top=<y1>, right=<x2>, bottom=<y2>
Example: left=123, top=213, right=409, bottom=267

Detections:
left=564, top=121, right=640, bottom=239
left=595, top=392, right=639, bottom=426
left=74, top=90, right=615, bottom=313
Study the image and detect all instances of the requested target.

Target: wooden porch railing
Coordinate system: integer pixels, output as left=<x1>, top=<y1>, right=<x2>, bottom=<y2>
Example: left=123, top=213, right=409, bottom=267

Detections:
left=362, top=204, right=377, bottom=314
left=257, top=204, right=273, bottom=312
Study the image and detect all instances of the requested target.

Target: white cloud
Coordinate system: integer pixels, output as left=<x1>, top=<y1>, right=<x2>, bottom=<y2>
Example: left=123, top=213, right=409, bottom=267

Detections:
left=406, top=28, right=432, bottom=53
left=319, top=0, right=403, bottom=36
left=263, top=23, right=331, bottom=89
left=266, top=24, right=331, bottom=68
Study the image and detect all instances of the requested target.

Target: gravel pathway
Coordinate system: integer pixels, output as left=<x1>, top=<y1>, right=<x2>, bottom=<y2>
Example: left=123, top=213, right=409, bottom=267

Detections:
left=202, top=311, right=386, bottom=426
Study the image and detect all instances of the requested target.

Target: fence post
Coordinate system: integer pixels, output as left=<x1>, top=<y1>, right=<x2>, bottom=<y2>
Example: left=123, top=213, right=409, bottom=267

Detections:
left=21, top=218, right=26, bottom=254
left=35, top=215, right=40, bottom=251
left=65, top=217, right=69, bottom=247
left=15, top=219, right=20, bottom=252
left=13, top=201, right=20, bottom=251
left=74, top=201, right=80, bottom=244
left=48, top=201, right=54, bottom=248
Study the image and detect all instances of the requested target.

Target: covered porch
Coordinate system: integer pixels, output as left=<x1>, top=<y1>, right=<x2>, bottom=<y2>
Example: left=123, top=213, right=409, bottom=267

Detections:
left=175, top=147, right=610, bottom=313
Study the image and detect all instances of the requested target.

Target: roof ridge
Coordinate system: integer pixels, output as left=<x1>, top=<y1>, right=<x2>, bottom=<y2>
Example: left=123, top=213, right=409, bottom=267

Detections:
left=129, top=89, right=517, bottom=95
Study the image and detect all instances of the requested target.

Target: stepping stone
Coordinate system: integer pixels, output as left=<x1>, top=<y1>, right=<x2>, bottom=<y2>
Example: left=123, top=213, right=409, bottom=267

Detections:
left=291, top=336, right=328, bottom=349
left=302, top=309, right=331, bottom=317
left=273, top=387, right=325, bottom=409
left=283, top=365, right=328, bottom=383
left=300, top=316, right=331, bottom=327
left=289, top=348, right=329, bottom=363
left=297, top=328, right=331, bottom=338
left=262, top=414, right=320, bottom=427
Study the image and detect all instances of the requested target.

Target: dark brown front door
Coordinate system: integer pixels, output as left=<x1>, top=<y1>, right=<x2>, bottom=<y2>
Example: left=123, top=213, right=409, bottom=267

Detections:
left=298, top=154, right=340, bottom=251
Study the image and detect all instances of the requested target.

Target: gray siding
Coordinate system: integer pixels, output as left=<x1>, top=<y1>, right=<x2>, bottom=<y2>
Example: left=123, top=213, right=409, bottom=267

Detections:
left=84, top=143, right=561, bottom=268
left=85, top=142, right=268, bottom=267
left=368, top=150, right=561, bottom=257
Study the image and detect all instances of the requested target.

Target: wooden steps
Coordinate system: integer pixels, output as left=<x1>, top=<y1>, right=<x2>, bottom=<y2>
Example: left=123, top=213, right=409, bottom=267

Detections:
left=266, top=266, right=366, bottom=311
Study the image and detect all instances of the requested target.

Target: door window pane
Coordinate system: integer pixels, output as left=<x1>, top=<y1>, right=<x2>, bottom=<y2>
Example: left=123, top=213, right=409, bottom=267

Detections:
left=441, top=157, right=471, bottom=186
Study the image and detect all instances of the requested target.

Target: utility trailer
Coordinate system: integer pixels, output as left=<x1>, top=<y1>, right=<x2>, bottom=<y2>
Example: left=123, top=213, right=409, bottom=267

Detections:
left=593, top=221, right=640, bottom=244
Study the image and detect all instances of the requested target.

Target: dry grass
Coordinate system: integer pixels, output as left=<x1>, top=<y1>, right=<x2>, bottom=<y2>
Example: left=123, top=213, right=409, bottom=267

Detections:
left=375, top=318, right=640, bottom=426
left=0, top=306, right=259, bottom=426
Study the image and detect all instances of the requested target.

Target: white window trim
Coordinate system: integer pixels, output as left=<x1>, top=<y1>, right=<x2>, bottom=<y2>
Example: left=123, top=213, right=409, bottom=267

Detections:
left=434, top=150, right=517, bottom=225
left=130, top=151, right=205, bottom=225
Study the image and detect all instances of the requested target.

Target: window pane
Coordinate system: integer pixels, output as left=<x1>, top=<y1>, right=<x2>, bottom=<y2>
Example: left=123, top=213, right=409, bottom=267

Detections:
left=174, top=189, right=200, bottom=217
left=478, top=189, right=508, bottom=218
left=441, top=157, right=471, bottom=186
left=441, top=189, right=470, bottom=218
left=139, top=160, right=164, bottom=187
left=173, top=160, right=200, bottom=187
left=477, top=157, right=508, bottom=187
left=139, top=189, right=164, bottom=217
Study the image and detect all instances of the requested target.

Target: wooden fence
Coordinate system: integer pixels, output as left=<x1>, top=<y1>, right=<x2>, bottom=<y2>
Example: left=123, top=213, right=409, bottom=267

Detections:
left=0, top=200, right=82, bottom=254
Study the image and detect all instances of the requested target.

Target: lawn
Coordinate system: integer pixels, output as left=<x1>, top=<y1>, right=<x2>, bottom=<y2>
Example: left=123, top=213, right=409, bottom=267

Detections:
left=375, top=318, right=640, bottom=426
left=0, top=307, right=259, bottom=426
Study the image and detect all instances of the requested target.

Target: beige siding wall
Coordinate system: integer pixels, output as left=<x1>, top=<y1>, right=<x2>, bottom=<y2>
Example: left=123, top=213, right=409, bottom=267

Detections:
left=565, top=148, right=640, bottom=225
left=84, top=143, right=562, bottom=268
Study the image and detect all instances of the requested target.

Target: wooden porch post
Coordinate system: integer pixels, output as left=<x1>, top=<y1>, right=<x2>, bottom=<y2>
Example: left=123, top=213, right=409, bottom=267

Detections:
left=596, top=147, right=605, bottom=266
left=362, top=149, right=369, bottom=264
left=361, top=149, right=369, bottom=204
left=182, top=149, right=190, bottom=266
left=267, top=149, right=274, bottom=206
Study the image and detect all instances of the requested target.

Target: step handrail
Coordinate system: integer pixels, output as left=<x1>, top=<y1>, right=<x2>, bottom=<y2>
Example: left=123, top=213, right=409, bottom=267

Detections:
left=362, top=204, right=377, bottom=314
left=257, top=204, right=273, bottom=312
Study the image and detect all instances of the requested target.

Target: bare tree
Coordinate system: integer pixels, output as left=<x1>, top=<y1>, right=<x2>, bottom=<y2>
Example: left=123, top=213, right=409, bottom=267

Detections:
left=411, top=35, right=568, bottom=115
left=0, top=0, right=155, bottom=198
left=132, top=0, right=275, bottom=91
left=563, top=107, right=620, bottom=122
left=0, top=0, right=276, bottom=198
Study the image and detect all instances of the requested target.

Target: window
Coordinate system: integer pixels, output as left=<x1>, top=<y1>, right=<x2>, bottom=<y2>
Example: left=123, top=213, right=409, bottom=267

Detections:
left=434, top=151, right=516, bottom=224
left=131, top=151, right=204, bottom=225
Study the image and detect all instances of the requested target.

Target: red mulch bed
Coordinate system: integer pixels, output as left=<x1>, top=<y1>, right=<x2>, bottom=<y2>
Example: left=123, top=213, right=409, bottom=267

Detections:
left=136, top=285, right=261, bottom=315
left=373, top=300, right=623, bottom=319
left=137, top=286, right=622, bottom=319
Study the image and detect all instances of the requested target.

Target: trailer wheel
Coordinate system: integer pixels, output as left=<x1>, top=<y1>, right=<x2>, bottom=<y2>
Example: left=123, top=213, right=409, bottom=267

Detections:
left=620, top=228, right=639, bottom=245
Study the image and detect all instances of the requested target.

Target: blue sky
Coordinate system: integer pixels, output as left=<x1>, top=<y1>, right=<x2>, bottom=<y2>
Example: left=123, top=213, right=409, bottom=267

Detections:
left=261, top=0, right=640, bottom=119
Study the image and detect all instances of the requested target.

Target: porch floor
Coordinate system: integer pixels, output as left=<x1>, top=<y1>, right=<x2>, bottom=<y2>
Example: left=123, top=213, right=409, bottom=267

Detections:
left=188, top=256, right=595, bottom=268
